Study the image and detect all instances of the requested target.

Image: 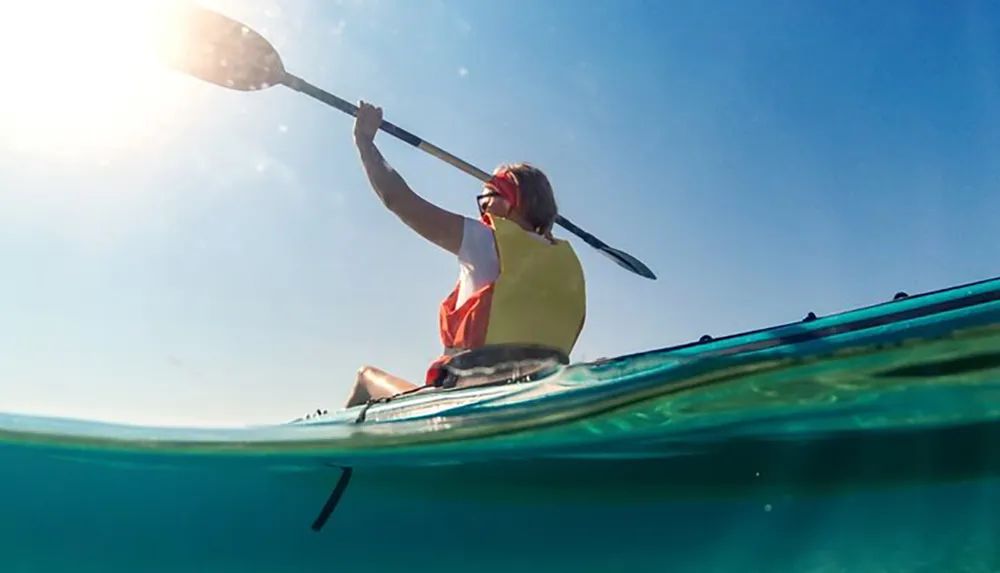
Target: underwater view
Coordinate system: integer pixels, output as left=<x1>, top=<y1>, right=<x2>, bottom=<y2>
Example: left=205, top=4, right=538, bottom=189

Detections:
left=3, top=0, right=1000, bottom=571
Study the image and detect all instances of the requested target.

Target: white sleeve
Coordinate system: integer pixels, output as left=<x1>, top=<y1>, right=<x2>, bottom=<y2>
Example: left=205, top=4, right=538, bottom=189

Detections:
left=458, top=217, right=500, bottom=287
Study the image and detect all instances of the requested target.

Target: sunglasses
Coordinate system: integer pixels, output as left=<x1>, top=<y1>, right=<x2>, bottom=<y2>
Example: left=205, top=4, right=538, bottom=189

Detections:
left=476, top=189, right=501, bottom=211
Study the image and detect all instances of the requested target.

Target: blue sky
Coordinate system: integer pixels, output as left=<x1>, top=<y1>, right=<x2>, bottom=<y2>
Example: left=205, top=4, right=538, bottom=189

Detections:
left=1, top=0, right=999, bottom=426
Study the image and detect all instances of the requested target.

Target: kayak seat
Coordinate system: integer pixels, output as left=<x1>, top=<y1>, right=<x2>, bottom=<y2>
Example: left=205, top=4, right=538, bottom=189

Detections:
left=433, top=343, right=570, bottom=389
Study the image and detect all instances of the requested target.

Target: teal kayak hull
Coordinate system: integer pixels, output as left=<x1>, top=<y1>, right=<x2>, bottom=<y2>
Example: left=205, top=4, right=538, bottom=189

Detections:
left=3, top=276, right=1000, bottom=571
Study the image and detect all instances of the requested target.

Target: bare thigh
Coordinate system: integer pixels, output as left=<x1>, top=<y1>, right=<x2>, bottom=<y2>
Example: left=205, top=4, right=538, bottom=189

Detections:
left=345, top=366, right=419, bottom=407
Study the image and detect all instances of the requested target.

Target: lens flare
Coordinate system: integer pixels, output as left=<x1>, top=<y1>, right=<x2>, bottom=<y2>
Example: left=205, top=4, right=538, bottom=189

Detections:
left=0, top=0, right=196, bottom=158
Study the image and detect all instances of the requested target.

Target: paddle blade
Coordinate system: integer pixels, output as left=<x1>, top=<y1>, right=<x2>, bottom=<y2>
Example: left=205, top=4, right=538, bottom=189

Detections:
left=158, top=4, right=285, bottom=91
left=598, top=246, right=657, bottom=280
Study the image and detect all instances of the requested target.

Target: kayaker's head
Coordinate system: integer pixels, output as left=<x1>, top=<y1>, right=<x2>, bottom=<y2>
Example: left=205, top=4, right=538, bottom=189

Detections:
left=477, top=163, right=558, bottom=236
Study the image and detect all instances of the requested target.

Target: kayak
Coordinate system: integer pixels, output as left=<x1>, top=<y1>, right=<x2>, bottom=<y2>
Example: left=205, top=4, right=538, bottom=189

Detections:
left=3, top=275, right=1000, bottom=572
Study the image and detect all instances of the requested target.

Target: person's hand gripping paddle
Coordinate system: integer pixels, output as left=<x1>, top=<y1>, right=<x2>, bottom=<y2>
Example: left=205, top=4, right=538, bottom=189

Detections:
left=158, top=4, right=656, bottom=280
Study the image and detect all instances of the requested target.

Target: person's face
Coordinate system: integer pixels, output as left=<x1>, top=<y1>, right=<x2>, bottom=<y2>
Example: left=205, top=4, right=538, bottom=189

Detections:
left=477, top=189, right=513, bottom=218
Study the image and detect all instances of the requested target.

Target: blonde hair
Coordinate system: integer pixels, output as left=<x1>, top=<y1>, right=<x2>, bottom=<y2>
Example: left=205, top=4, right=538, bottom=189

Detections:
left=496, top=162, right=558, bottom=236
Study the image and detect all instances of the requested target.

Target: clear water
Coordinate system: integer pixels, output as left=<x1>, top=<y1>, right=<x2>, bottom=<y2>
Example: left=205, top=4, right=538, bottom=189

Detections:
left=2, top=292, right=1000, bottom=572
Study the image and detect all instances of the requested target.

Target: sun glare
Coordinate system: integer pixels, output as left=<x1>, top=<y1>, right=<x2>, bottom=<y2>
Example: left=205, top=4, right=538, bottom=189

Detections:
left=0, top=0, right=196, bottom=158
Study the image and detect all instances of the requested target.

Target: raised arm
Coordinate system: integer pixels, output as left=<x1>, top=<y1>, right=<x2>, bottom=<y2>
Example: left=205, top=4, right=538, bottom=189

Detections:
left=353, top=101, right=465, bottom=255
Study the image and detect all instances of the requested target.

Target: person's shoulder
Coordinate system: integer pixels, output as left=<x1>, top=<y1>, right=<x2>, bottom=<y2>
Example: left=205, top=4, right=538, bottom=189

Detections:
left=461, top=216, right=494, bottom=239
left=459, top=216, right=498, bottom=262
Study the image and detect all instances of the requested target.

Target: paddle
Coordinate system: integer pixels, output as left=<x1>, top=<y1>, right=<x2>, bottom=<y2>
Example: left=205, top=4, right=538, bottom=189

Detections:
left=158, top=4, right=656, bottom=280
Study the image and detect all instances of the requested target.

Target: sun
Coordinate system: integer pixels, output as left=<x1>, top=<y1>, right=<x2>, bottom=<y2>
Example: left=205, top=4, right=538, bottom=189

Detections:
left=0, top=0, right=196, bottom=159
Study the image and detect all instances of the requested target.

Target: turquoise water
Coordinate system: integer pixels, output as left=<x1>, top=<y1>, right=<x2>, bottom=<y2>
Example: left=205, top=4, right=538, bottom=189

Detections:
left=3, top=281, right=1000, bottom=571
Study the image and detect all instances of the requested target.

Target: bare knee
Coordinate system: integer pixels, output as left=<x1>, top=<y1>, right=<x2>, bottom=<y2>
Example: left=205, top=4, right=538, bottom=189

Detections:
left=354, top=366, right=391, bottom=394
left=346, top=366, right=379, bottom=404
left=346, top=365, right=415, bottom=408
left=356, top=365, right=381, bottom=382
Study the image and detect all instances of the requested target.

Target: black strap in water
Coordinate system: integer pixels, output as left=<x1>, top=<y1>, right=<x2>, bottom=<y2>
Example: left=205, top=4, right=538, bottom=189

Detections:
left=311, top=466, right=353, bottom=532
left=310, top=394, right=406, bottom=531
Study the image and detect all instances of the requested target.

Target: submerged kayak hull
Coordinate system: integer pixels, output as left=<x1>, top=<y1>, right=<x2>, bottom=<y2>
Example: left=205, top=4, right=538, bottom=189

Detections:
left=3, top=275, right=1000, bottom=571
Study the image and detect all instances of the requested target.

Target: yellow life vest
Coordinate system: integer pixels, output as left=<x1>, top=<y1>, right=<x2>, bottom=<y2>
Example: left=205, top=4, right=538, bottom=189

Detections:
left=437, top=215, right=587, bottom=355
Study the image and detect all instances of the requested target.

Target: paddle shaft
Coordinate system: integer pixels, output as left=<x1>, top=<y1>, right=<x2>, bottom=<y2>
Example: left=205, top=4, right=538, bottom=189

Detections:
left=281, top=73, right=625, bottom=258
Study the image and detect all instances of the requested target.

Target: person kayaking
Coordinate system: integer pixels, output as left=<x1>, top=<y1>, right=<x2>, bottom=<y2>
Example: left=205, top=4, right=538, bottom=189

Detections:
left=344, top=101, right=587, bottom=407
